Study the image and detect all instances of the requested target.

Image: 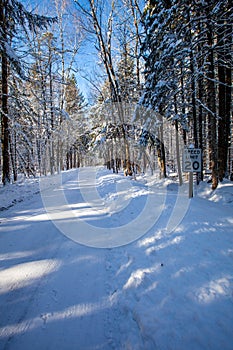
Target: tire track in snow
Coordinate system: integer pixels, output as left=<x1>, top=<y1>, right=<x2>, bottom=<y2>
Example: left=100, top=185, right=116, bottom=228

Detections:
left=0, top=258, right=62, bottom=350
left=104, top=247, right=148, bottom=349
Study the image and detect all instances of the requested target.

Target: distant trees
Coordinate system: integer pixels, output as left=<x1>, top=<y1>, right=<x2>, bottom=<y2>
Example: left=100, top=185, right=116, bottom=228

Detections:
left=0, top=0, right=86, bottom=184
left=74, top=0, right=146, bottom=175
left=0, top=0, right=56, bottom=184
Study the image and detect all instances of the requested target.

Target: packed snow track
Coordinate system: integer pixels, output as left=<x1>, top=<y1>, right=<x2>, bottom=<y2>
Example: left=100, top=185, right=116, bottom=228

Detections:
left=0, top=167, right=233, bottom=350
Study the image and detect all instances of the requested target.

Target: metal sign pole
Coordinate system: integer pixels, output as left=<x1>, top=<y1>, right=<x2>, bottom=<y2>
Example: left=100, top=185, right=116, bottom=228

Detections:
left=189, top=172, right=193, bottom=198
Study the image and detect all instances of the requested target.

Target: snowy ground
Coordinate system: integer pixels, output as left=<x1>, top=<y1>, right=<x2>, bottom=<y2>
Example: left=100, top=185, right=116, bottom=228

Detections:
left=0, top=167, right=233, bottom=350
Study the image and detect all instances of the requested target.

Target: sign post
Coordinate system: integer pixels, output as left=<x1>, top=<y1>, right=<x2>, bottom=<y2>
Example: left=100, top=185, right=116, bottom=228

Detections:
left=183, top=147, right=202, bottom=198
left=188, top=172, right=193, bottom=198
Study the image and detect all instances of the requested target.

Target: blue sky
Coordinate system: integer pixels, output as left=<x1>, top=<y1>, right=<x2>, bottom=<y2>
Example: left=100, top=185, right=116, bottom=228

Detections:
left=20, top=0, right=145, bottom=102
left=21, top=0, right=101, bottom=101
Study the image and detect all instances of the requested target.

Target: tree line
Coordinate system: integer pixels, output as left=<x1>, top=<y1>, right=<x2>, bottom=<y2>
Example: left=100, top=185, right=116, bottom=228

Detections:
left=138, top=0, right=232, bottom=189
left=1, top=0, right=232, bottom=190
left=0, top=0, right=88, bottom=184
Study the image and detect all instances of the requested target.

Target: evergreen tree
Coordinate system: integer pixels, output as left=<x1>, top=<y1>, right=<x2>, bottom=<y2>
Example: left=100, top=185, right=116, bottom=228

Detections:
left=64, top=74, right=88, bottom=170
left=65, top=74, right=86, bottom=115
left=139, top=0, right=232, bottom=186
left=117, top=43, right=138, bottom=103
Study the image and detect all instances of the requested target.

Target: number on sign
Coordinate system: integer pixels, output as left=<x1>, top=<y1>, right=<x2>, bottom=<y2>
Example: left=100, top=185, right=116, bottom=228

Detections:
left=184, top=161, right=192, bottom=171
left=193, top=161, right=200, bottom=171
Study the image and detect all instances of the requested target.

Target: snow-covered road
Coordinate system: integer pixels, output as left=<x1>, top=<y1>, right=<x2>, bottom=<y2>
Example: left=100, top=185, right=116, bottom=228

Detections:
left=0, top=167, right=233, bottom=349
left=0, top=169, right=113, bottom=349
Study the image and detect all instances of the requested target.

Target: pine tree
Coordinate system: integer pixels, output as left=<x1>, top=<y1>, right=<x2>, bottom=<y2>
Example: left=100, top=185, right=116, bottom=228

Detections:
left=65, top=74, right=86, bottom=115
left=64, top=74, right=88, bottom=170
left=117, top=43, right=138, bottom=103
left=217, top=1, right=232, bottom=181
left=139, top=0, right=232, bottom=186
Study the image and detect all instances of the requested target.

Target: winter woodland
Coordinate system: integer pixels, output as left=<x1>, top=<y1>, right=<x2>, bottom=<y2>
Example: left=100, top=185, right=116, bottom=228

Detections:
left=0, top=0, right=232, bottom=189
left=1, top=2, right=233, bottom=349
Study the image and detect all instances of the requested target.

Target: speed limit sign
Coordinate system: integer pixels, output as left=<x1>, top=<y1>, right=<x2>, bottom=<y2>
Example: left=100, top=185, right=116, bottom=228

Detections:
left=183, top=148, right=202, bottom=172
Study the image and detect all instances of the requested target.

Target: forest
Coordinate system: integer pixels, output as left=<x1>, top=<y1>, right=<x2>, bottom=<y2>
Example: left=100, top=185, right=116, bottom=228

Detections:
left=0, top=0, right=232, bottom=190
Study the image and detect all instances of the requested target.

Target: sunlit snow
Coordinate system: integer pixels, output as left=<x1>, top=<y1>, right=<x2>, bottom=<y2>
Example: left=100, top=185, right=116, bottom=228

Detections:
left=0, top=167, right=233, bottom=349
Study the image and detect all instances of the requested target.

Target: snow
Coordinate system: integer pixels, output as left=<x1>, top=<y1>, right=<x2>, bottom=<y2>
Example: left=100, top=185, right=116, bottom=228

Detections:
left=0, top=167, right=233, bottom=350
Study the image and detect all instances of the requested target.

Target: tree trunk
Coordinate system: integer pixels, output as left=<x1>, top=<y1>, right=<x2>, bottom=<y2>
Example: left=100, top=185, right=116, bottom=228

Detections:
left=9, top=129, right=17, bottom=182
left=217, top=15, right=228, bottom=181
left=157, top=121, right=166, bottom=178
left=206, top=20, right=218, bottom=190
left=48, top=41, right=55, bottom=175
left=0, top=1, right=10, bottom=185
left=221, top=3, right=232, bottom=179
left=187, top=8, right=198, bottom=149
left=197, top=41, right=204, bottom=181
left=173, top=93, right=183, bottom=186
